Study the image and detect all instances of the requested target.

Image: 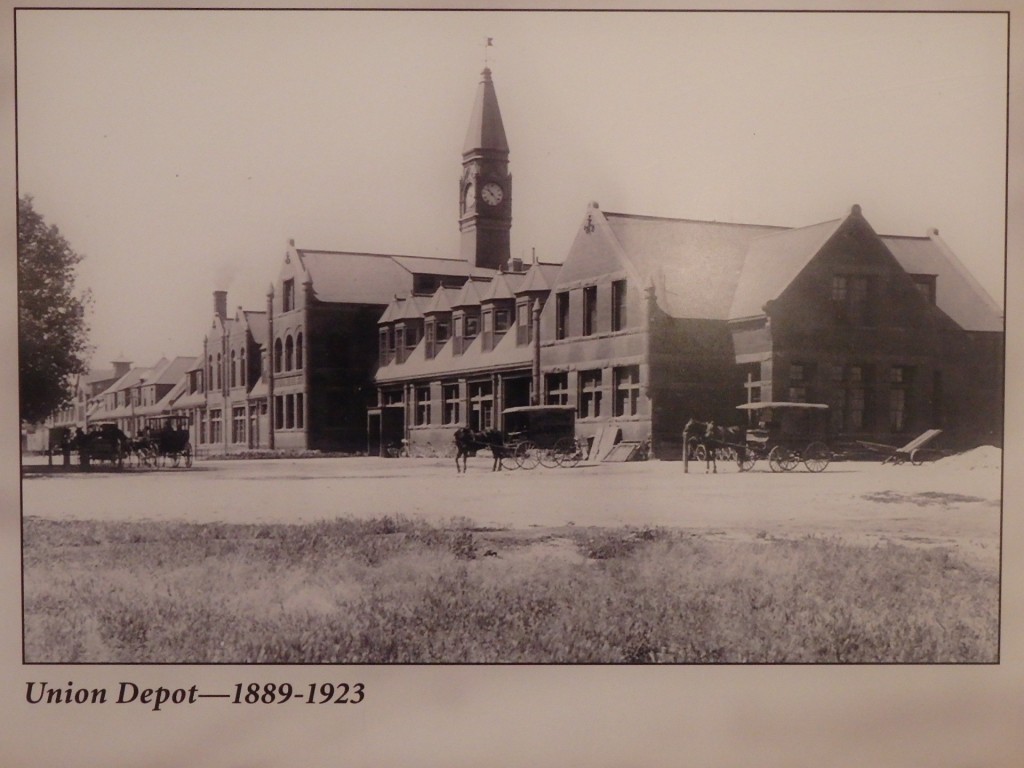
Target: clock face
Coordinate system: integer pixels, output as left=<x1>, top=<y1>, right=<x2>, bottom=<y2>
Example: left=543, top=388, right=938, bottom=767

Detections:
left=481, top=182, right=504, bottom=206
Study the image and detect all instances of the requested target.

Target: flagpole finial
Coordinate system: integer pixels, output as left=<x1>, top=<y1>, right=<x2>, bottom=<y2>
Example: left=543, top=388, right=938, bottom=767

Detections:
left=484, top=36, right=493, bottom=67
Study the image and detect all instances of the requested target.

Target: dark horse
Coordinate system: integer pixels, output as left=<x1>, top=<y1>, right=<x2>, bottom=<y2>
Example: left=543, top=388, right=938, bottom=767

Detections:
left=453, top=427, right=508, bottom=473
left=685, top=418, right=742, bottom=473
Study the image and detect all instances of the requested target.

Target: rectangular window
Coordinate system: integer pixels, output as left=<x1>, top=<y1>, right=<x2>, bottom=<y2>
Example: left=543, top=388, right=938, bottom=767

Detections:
left=232, top=407, right=246, bottom=444
left=613, top=365, right=640, bottom=417
left=404, top=325, right=419, bottom=349
left=583, top=286, right=597, bottom=336
left=285, top=394, right=295, bottom=429
left=424, top=322, right=436, bottom=359
left=415, top=386, right=431, bottom=426
left=274, top=396, right=284, bottom=430
left=578, top=369, right=603, bottom=419
left=383, top=389, right=403, bottom=406
left=296, top=392, right=304, bottom=429
left=912, top=275, right=937, bottom=305
left=210, top=409, right=223, bottom=443
left=282, top=279, right=295, bottom=312
left=495, top=308, right=511, bottom=333
left=546, top=372, right=569, bottom=406
left=379, top=329, right=391, bottom=366
left=555, top=292, right=569, bottom=340
left=611, top=280, right=627, bottom=331
left=443, top=384, right=460, bottom=425
left=889, top=388, right=907, bottom=432
left=468, top=381, right=493, bottom=431
left=436, top=319, right=450, bottom=343
left=516, top=303, right=531, bottom=346
left=465, top=315, right=479, bottom=338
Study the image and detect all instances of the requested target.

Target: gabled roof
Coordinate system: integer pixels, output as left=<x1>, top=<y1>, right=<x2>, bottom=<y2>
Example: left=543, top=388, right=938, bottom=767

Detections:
left=480, top=272, right=520, bottom=302
left=378, top=298, right=401, bottom=324
left=297, top=250, right=413, bottom=305
left=242, top=310, right=268, bottom=348
left=516, top=263, right=560, bottom=294
left=390, top=255, right=475, bottom=279
left=452, top=279, right=485, bottom=309
left=728, top=218, right=845, bottom=320
left=424, top=286, right=460, bottom=315
left=603, top=210, right=783, bottom=319
left=395, top=295, right=425, bottom=322
left=881, top=232, right=1003, bottom=332
left=150, top=356, right=196, bottom=387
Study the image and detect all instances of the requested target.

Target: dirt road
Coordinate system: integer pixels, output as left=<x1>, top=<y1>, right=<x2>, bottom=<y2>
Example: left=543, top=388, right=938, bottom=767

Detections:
left=20, top=452, right=1001, bottom=568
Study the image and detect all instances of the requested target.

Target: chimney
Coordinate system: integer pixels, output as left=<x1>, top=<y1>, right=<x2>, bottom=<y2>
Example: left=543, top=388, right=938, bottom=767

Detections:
left=213, top=290, right=228, bottom=320
left=511, top=257, right=524, bottom=272
left=112, top=361, right=132, bottom=378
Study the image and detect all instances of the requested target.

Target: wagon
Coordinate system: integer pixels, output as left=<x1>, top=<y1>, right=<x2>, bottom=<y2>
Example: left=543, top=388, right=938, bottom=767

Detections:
left=735, top=402, right=833, bottom=473
left=500, top=405, right=584, bottom=469
left=142, top=415, right=193, bottom=468
left=77, top=424, right=129, bottom=469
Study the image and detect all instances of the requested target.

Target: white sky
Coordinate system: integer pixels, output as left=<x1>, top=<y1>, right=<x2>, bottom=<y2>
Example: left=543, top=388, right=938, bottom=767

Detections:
left=15, top=8, right=1008, bottom=368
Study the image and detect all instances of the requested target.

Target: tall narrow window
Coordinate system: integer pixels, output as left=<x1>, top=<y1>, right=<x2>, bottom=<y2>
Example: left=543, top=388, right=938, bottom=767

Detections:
left=583, top=286, right=597, bottom=336
left=517, top=303, right=531, bottom=346
left=611, top=280, right=627, bottom=331
left=546, top=372, right=569, bottom=405
left=230, top=350, right=237, bottom=388
left=282, top=279, right=295, bottom=312
left=296, top=392, right=304, bottom=429
left=443, top=384, right=460, bottom=425
left=295, top=332, right=303, bottom=369
left=469, top=381, right=493, bottom=431
left=285, top=336, right=294, bottom=371
left=240, top=348, right=247, bottom=387
left=274, top=339, right=283, bottom=373
left=889, top=366, right=914, bottom=432
left=578, top=369, right=603, bottom=419
left=285, top=394, right=295, bottom=429
left=415, top=386, right=431, bottom=426
left=555, top=292, right=569, bottom=340
left=613, top=365, right=640, bottom=417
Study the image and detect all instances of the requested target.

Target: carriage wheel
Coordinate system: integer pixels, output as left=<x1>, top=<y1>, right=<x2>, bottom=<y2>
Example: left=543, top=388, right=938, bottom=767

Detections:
left=501, top=444, right=520, bottom=471
left=184, top=444, right=193, bottom=468
left=768, top=445, right=797, bottom=472
left=803, top=442, right=831, bottom=473
left=515, top=440, right=541, bottom=470
left=538, top=445, right=561, bottom=468
left=737, top=448, right=756, bottom=472
left=550, top=436, right=581, bottom=468
left=172, top=451, right=182, bottom=467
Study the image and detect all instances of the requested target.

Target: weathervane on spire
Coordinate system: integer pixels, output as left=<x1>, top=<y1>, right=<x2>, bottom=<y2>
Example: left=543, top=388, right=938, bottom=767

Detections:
left=484, top=37, right=494, bottom=67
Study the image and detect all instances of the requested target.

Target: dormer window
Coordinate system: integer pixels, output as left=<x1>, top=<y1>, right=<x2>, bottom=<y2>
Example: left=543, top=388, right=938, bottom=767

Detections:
left=911, top=275, right=937, bottom=305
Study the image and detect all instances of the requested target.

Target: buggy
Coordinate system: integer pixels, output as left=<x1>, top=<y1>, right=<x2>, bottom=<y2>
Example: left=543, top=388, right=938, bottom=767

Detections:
left=499, top=405, right=584, bottom=469
left=734, top=402, right=833, bottom=473
left=141, top=415, right=193, bottom=467
left=77, top=424, right=129, bottom=469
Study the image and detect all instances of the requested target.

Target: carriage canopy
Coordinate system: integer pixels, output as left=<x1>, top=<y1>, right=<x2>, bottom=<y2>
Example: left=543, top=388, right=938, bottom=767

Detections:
left=736, top=402, right=831, bottom=442
left=502, top=405, right=576, bottom=449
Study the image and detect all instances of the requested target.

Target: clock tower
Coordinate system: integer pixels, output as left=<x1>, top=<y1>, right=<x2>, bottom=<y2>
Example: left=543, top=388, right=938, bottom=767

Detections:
left=459, top=67, right=512, bottom=271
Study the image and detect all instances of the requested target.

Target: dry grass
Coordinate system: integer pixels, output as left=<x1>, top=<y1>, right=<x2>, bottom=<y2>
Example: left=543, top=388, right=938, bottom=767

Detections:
left=23, top=516, right=998, bottom=664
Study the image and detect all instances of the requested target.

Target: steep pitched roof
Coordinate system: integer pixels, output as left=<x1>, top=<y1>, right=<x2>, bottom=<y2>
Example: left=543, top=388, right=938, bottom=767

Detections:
left=297, top=250, right=413, bottom=305
left=463, top=67, right=508, bottom=154
left=395, top=295, right=425, bottom=322
left=881, top=232, right=1003, bottom=332
left=424, top=286, right=460, bottom=314
left=480, top=272, right=520, bottom=302
left=243, top=310, right=268, bottom=348
left=728, top=218, right=845, bottom=320
left=452, top=279, right=485, bottom=309
left=150, top=356, right=195, bottom=387
left=602, top=211, right=783, bottom=319
left=516, top=263, right=559, bottom=294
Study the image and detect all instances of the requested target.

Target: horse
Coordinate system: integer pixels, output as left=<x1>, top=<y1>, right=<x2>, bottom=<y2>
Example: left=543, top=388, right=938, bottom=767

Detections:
left=481, top=429, right=508, bottom=471
left=685, top=418, right=736, bottom=473
left=453, top=427, right=475, bottom=473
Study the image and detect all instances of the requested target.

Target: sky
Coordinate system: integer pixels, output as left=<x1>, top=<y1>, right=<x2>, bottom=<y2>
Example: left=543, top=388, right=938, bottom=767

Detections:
left=14, top=8, right=1008, bottom=369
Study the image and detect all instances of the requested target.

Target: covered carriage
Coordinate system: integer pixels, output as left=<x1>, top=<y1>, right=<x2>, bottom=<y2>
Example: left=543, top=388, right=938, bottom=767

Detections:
left=497, top=405, right=584, bottom=469
left=138, top=415, right=193, bottom=467
left=734, top=402, right=833, bottom=473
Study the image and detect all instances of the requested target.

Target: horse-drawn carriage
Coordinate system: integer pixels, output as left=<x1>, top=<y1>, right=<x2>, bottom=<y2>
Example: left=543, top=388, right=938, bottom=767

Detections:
left=455, top=405, right=584, bottom=471
left=734, top=402, right=833, bottom=472
left=76, top=424, right=130, bottom=469
left=133, top=415, right=193, bottom=468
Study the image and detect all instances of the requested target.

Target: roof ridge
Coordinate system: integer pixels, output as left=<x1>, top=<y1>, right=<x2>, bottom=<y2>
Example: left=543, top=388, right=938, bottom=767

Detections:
left=603, top=210, right=790, bottom=230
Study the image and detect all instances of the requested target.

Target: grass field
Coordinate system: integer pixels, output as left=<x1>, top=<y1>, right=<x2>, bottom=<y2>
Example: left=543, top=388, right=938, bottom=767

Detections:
left=22, top=515, right=998, bottom=664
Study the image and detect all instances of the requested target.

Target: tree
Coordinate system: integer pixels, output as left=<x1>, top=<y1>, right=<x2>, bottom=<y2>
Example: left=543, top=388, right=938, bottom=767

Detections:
left=18, top=195, right=92, bottom=424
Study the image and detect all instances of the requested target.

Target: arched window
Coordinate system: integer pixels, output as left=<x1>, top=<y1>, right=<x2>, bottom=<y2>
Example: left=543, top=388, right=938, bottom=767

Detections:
left=240, top=347, right=247, bottom=387
left=230, top=350, right=237, bottom=388
left=285, top=335, right=294, bottom=371
left=216, top=353, right=222, bottom=389
left=274, top=338, right=283, bottom=373
left=295, top=332, right=304, bottom=369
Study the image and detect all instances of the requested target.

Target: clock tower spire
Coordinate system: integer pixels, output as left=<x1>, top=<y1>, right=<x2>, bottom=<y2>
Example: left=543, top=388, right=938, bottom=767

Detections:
left=459, top=66, right=512, bottom=271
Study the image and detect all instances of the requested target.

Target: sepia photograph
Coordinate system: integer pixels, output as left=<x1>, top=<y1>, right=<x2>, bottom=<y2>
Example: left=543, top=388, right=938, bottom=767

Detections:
left=13, top=7, right=1007, bottom=668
